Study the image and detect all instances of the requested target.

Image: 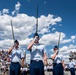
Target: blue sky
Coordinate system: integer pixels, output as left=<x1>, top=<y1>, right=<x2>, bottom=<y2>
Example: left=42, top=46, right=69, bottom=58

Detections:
left=0, top=0, right=76, bottom=63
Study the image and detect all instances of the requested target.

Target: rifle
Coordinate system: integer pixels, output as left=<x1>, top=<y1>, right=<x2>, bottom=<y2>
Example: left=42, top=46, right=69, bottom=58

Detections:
left=10, top=20, right=15, bottom=42
left=33, top=6, right=39, bottom=37
left=57, top=32, right=61, bottom=54
left=36, top=6, right=38, bottom=34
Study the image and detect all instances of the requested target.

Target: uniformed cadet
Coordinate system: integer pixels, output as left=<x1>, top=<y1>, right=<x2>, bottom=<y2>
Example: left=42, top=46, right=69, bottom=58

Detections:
left=27, top=33, right=47, bottom=75
left=51, top=45, right=65, bottom=75
left=69, top=58, right=75, bottom=75
left=8, top=40, right=25, bottom=75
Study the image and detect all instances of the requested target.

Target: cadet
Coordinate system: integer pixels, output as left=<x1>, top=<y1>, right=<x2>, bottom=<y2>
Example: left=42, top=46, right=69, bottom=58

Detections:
left=8, top=40, right=24, bottom=75
left=69, top=58, right=75, bottom=75
left=27, top=33, right=47, bottom=75
left=51, top=45, right=65, bottom=75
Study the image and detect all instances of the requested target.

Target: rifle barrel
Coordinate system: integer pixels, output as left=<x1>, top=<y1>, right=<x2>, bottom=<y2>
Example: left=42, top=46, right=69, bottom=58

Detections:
left=58, top=32, right=61, bottom=53
left=11, top=20, right=15, bottom=41
left=36, top=6, right=38, bottom=33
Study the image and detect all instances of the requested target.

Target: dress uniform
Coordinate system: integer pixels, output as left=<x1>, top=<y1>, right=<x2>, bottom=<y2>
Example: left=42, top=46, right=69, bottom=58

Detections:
left=51, top=45, right=65, bottom=75
left=69, top=58, right=75, bottom=75
left=8, top=40, right=24, bottom=75
left=27, top=33, right=47, bottom=75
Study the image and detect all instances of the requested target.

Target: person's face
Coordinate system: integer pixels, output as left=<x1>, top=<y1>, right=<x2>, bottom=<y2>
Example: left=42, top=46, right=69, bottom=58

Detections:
left=54, top=48, right=58, bottom=52
left=34, top=36, right=39, bottom=43
left=69, top=59, right=72, bottom=62
left=14, top=42, right=19, bottom=48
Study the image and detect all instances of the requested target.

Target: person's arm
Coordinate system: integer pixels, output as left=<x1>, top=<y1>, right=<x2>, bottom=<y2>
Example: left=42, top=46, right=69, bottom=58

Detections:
left=20, top=50, right=25, bottom=68
left=27, top=39, right=35, bottom=50
left=51, top=51, right=58, bottom=60
left=43, top=52, right=48, bottom=65
left=62, top=56, right=66, bottom=70
left=73, top=62, right=76, bottom=68
left=27, top=36, right=37, bottom=50
left=21, top=58, right=24, bottom=68
left=7, top=46, right=14, bottom=54
left=62, top=60, right=66, bottom=70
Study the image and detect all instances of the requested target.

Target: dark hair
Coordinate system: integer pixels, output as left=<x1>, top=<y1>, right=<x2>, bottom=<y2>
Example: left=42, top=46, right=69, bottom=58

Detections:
left=54, top=45, right=58, bottom=49
left=33, top=33, right=39, bottom=38
left=69, top=58, right=72, bottom=60
left=14, top=40, right=19, bottom=44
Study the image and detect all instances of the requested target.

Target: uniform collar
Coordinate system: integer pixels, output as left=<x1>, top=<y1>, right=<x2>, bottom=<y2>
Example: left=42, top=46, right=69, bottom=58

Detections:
left=14, top=47, right=19, bottom=50
left=34, top=43, right=40, bottom=45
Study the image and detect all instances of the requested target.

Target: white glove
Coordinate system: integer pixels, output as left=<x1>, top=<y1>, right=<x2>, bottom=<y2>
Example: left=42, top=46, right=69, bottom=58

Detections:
left=13, top=43, right=16, bottom=47
left=34, top=36, right=39, bottom=42
left=55, top=50, right=58, bottom=54
left=64, top=70, right=66, bottom=74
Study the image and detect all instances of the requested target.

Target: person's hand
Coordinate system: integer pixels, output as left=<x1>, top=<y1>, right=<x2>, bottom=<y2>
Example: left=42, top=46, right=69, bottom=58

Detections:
left=64, top=70, right=66, bottom=74
left=34, top=36, right=39, bottom=42
left=55, top=50, right=58, bottom=54
left=20, top=67, right=24, bottom=72
left=64, top=68, right=66, bottom=71
left=13, top=43, right=16, bottom=47
left=21, top=64, right=24, bottom=68
left=21, top=66, right=24, bottom=68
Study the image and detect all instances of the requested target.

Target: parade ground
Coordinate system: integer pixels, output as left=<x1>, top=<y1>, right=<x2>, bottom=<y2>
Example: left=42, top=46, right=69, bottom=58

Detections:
left=0, top=62, right=76, bottom=75
left=0, top=68, right=75, bottom=75
left=0, top=71, right=75, bottom=75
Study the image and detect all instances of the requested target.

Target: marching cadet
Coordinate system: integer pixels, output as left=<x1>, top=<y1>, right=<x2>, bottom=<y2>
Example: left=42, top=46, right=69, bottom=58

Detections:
left=51, top=45, right=65, bottom=75
left=27, top=33, right=48, bottom=75
left=8, top=40, right=25, bottom=75
left=69, top=58, right=75, bottom=75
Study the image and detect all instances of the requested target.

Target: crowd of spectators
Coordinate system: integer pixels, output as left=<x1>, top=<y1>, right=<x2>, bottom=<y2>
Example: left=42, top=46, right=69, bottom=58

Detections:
left=0, top=49, right=29, bottom=75
left=0, top=50, right=11, bottom=75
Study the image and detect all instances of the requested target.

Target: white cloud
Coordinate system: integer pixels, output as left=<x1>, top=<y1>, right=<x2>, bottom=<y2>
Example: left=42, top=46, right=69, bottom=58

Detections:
left=0, top=11, right=2, bottom=15
left=19, top=38, right=33, bottom=46
left=59, top=46, right=68, bottom=52
left=12, top=11, right=15, bottom=16
left=52, top=28, right=56, bottom=31
left=69, top=44, right=76, bottom=49
left=15, top=2, right=21, bottom=11
left=71, top=36, right=76, bottom=43
left=39, top=31, right=65, bottom=46
left=12, top=2, right=21, bottom=16
left=38, top=14, right=62, bottom=32
left=61, top=39, right=72, bottom=44
left=2, top=9, right=9, bottom=15
left=71, top=35, right=76, bottom=40
left=39, top=28, right=49, bottom=34
left=0, top=39, right=13, bottom=50
left=59, top=24, right=62, bottom=26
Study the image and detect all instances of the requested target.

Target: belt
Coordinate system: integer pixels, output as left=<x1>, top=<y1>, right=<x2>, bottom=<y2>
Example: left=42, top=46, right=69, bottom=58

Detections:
left=31, top=60, right=42, bottom=63
left=70, top=67, right=74, bottom=69
left=53, top=63, right=62, bottom=66
left=11, top=62, right=19, bottom=64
